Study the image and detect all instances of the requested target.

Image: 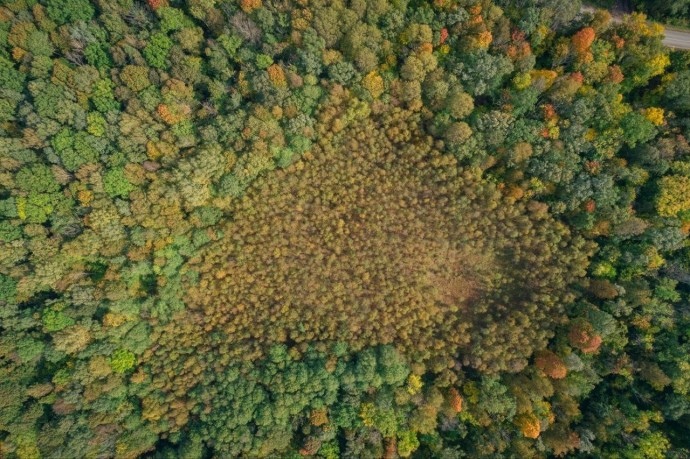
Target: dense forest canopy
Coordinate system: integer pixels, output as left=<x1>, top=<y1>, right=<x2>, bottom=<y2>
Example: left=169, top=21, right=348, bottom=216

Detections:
left=185, top=103, right=590, bottom=371
left=0, top=0, right=690, bottom=458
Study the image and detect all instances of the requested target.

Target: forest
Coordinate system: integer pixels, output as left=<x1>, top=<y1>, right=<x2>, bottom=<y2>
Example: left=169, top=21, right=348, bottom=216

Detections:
left=1, top=0, right=690, bottom=457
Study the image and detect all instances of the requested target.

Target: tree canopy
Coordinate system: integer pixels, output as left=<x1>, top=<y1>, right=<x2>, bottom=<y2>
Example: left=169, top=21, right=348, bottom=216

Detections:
left=0, top=0, right=689, bottom=457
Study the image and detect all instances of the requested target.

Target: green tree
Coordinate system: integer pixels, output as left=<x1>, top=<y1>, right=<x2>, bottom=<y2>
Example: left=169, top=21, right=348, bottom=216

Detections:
left=110, top=349, right=136, bottom=373
left=103, top=168, right=134, bottom=198
left=44, top=0, right=95, bottom=25
left=143, top=33, right=173, bottom=70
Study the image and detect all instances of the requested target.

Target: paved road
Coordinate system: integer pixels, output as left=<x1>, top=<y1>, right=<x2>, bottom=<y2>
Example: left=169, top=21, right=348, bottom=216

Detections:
left=581, top=6, right=690, bottom=50
left=664, top=28, right=690, bottom=50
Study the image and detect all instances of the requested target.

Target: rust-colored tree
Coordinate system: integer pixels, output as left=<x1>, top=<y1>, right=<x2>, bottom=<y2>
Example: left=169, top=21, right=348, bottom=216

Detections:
left=535, top=350, right=568, bottom=379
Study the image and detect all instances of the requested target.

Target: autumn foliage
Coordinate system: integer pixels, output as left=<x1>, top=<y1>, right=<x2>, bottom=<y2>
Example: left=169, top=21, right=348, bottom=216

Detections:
left=535, top=350, right=568, bottom=379
left=448, top=388, right=464, bottom=413
left=185, top=101, right=589, bottom=372
left=514, top=413, right=541, bottom=439
left=0, top=0, right=687, bottom=457
left=572, top=27, right=596, bottom=54
left=568, top=321, right=603, bottom=354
